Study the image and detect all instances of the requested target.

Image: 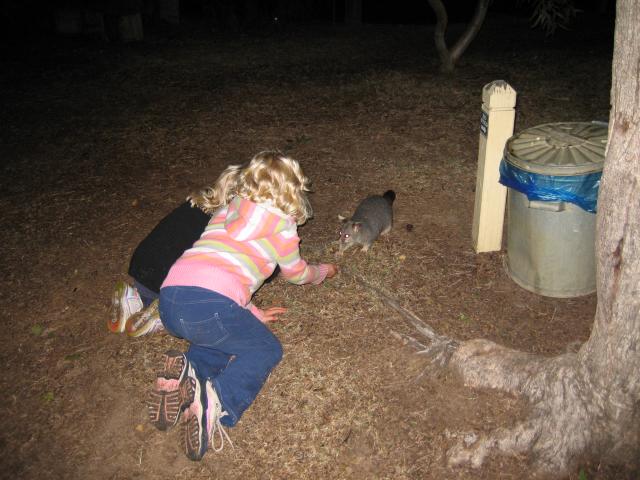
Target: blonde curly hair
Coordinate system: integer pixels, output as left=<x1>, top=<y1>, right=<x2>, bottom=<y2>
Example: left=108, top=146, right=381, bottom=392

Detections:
left=188, top=150, right=313, bottom=225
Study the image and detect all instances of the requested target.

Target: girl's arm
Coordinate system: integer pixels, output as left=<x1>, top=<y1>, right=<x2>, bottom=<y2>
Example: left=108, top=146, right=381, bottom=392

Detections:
left=275, top=232, right=332, bottom=285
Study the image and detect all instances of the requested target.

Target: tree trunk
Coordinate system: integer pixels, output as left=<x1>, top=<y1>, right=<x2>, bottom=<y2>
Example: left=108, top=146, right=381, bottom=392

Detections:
left=447, top=0, right=640, bottom=473
left=345, top=0, right=362, bottom=26
left=393, top=0, right=640, bottom=475
left=427, top=0, right=489, bottom=72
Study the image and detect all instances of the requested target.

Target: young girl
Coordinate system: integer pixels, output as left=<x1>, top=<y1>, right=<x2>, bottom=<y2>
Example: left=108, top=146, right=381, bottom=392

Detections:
left=147, top=151, right=338, bottom=461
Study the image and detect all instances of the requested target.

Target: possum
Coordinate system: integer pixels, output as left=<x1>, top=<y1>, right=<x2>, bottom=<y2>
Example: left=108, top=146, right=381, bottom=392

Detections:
left=338, top=190, right=395, bottom=254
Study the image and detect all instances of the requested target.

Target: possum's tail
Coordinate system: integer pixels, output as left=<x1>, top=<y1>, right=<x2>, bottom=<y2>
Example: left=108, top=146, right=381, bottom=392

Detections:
left=383, top=190, right=396, bottom=205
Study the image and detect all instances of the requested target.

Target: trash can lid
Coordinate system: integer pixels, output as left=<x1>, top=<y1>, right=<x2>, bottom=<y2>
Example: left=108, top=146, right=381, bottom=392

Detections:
left=504, top=122, right=608, bottom=176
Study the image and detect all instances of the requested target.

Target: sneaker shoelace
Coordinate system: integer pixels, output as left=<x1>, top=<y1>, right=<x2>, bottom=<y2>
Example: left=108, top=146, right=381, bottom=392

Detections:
left=127, top=300, right=164, bottom=336
left=124, top=284, right=143, bottom=315
left=127, top=288, right=142, bottom=306
left=206, top=381, right=233, bottom=452
left=146, top=316, right=165, bottom=334
left=110, top=282, right=143, bottom=333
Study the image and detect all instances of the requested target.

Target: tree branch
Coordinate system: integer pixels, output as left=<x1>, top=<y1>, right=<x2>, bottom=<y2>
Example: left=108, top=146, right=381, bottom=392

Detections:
left=344, top=269, right=460, bottom=366
left=426, top=0, right=450, bottom=66
left=449, top=0, right=490, bottom=63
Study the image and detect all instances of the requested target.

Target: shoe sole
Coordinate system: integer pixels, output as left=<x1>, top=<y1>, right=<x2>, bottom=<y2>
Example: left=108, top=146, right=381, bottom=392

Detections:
left=182, top=367, right=207, bottom=461
left=107, top=281, right=128, bottom=333
left=147, top=351, right=193, bottom=431
left=156, top=350, right=187, bottom=382
left=147, top=377, right=195, bottom=431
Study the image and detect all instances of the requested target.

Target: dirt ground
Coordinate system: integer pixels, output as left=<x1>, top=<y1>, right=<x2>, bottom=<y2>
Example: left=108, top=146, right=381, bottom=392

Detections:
left=1, top=12, right=633, bottom=480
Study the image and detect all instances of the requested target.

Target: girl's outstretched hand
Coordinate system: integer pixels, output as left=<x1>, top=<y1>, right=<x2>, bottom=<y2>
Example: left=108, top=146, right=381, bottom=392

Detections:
left=262, top=306, right=287, bottom=323
left=325, top=264, right=339, bottom=279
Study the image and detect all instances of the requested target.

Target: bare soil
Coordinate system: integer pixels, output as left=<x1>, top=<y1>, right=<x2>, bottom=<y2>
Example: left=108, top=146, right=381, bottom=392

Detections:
left=1, top=13, right=631, bottom=480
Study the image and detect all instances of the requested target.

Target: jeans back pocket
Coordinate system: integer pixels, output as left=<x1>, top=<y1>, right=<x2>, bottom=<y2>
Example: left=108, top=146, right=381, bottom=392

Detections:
left=180, top=312, right=230, bottom=348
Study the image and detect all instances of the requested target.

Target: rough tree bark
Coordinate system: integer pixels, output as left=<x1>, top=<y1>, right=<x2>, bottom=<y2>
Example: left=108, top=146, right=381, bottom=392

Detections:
left=426, top=0, right=489, bottom=72
left=372, top=0, right=639, bottom=475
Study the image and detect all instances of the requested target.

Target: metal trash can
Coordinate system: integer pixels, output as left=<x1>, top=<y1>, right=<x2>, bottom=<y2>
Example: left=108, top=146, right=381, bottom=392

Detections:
left=500, top=122, right=608, bottom=297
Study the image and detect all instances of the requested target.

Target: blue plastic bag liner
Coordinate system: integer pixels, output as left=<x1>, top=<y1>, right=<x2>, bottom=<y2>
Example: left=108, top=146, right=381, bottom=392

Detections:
left=499, top=160, right=601, bottom=213
left=500, top=122, right=608, bottom=213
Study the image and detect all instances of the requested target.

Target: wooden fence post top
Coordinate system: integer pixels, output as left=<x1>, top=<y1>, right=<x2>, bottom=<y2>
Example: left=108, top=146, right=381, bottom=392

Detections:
left=482, top=81, right=517, bottom=109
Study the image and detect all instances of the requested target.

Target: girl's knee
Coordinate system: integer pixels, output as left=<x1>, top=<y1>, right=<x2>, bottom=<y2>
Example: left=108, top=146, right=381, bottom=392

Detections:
left=274, top=342, right=283, bottom=363
left=266, top=339, right=283, bottom=365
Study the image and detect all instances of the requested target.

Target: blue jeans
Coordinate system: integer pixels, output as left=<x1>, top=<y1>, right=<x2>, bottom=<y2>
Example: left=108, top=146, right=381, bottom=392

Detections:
left=159, top=286, right=283, bottom=427
left=134, top=280, right=158, bottom=308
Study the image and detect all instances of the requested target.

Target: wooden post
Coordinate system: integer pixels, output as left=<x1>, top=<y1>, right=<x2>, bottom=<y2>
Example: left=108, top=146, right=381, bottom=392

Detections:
left=472, top=80, right=517, bottom=253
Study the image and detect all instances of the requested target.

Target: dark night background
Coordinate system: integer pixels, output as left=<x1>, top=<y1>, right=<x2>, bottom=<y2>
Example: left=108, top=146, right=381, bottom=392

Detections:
left=0, top=0, right=612, bottom=44
left=0, top=0, right=624, bottom=479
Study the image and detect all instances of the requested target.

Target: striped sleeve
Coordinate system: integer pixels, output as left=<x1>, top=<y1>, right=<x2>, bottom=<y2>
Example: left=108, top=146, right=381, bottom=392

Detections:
left=273, top=229, right=328, bottom=285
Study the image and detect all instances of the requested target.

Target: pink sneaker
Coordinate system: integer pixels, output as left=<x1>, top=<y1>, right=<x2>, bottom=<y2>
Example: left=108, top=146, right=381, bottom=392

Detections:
left=146, top=350, right=194, bottom=431
left=108, top=281, right=143, bottom=333
left=182, top=366, right=232, bottom=461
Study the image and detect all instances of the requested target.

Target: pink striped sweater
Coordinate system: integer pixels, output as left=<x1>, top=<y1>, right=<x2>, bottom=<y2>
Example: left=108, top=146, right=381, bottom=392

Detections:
left=162, top=196, right=329, bottom=321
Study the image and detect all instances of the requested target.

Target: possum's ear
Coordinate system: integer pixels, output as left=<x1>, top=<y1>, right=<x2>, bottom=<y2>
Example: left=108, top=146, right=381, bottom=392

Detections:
left=352, top=222, right=362, bottom=231
left=338, top=214, right=347, bottom=222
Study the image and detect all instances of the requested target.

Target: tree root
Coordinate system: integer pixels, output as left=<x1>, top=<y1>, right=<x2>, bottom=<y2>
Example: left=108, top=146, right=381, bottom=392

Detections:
left=448, top=421, right=538, bottom=469
left=348, top=271, right=616, bottom=476
left=391, top=330, right=458, bottom=368
left=347, top=271, right=459, bottom=367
